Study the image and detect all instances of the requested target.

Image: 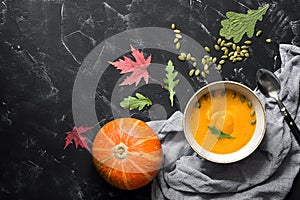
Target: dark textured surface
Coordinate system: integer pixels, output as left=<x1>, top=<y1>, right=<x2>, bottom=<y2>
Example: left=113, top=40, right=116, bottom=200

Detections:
left=0, top=0, right=299, bottom=199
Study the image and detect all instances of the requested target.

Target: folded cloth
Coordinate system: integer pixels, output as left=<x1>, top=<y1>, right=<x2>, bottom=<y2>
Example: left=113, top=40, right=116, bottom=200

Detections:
left=148, top=44, right=300, bottom=200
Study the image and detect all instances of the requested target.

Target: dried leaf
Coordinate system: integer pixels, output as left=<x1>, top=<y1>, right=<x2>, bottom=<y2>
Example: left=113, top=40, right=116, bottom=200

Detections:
left=109, top=45, right=152, bottom=86
left=64, top=126, right=90, bottom=150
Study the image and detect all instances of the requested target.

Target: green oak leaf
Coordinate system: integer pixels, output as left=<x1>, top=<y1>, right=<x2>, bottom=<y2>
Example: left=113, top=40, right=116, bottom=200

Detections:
left=219, top=4, right=269, bottom=43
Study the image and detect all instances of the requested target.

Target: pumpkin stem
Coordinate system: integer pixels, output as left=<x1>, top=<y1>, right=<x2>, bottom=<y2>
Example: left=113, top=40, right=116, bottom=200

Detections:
left=113, top=142, right=128, bottom=159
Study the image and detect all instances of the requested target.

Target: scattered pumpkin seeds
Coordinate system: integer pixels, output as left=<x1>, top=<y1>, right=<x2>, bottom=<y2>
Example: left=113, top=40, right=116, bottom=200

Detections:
left=175, top=34, right=182, bottom=39
left=205, top=69, right=210, bottom=74
left=250, top=119, right=256, bottom=125
left=186, top=53, right=191, bottom=60
left=201, top=71, right=206, bottom=78
left=244, top=53, right=250, bottom=58
left=212, top=57, right=217, bottom=63
left=189, top=69, right=195, bottom=76
left=256, top=30, right=263, bottom=37
left=219, top=60, right=225, bottom=65
left=193, top=62, right=197, bottom=67
left=173, top=29, right=181, bottom=33
left=191, top=57, right=196, bottom=62
left=214, top=44, right=220, bottom=51
left=220, top=40, right=225, bottom=46
left=204, top=64, right=209, bottom=71
left=171, top=23, right=176, bottom=29
left=176, top=42, right=181, bottom=50
left=250, top=110, right=255, bottom=116
left=266, top=38, right=272, bottom=43
left=195, top=69, right=200, bottom=76
left=241, top=45, right=248, bottom=49
left=232, top=43, right=237, bottom=50
left=178, top=54, right=185, bottom=61
left=217, top=38, right=222, bottom=45
left=216, top=64, right=222, bottom=71
left=240, top=95, right=245, bottom=103
left=204, top=46, right=211, bottom=53
left=244, top=40, right=252, bottom=45
left=173, top=38, right=179, bottom=43
left=221, top=55, right=228, bottom=59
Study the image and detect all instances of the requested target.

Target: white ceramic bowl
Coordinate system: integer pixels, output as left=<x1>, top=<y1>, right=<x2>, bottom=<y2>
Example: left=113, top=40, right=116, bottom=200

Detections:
left=183, top=81, right=266, bottom=163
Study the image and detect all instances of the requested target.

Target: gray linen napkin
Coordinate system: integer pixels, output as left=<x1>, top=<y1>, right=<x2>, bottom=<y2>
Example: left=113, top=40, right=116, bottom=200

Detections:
left=148, top=44, right=300, bottom=200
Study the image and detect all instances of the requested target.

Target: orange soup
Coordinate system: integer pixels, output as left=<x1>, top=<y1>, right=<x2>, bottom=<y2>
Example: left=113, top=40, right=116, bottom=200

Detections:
left=190, top=89, right=256, bottom=154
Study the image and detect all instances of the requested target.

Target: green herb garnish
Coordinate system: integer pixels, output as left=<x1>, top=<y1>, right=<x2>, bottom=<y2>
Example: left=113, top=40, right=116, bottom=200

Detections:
left=208, top=126, right=235, bottom=139
left=163, top=60, right=180, bottom=107
left=120, top=93, right=152, bottom=110
left=219, top=4, right=269, bottom=43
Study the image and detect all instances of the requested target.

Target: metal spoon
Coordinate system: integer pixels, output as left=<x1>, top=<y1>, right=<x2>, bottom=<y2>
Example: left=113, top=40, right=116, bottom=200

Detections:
left=256, top=68, right=300, bottom=145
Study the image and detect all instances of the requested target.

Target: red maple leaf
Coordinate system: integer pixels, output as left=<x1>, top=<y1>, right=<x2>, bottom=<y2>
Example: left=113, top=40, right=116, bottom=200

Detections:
left=64, top=126, right=90, bottom=150
left=109, top=45, right=152, bottom=86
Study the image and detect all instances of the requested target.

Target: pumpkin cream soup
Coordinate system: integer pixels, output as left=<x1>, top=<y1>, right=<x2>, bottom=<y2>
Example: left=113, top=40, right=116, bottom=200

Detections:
left=190, top=89, right=256, bottom=154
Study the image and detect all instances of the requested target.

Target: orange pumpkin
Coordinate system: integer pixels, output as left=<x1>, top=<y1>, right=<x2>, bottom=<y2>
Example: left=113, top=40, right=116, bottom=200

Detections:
left=92, top=118, right=163, bottom=190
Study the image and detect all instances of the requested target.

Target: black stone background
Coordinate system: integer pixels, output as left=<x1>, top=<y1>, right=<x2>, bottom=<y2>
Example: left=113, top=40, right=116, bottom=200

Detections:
left=0, top=0, right=300, bottom=199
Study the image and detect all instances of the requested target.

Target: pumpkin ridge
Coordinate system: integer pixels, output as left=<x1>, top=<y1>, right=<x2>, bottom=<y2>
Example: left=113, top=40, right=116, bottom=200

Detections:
left=127, top=159, right=152, bottom=181
left=129, top=136, right=158, bottom=148
left=129, top=152, right=162, bottom=162
left=107, top=159, right=117, bottom=179
left=101, top=130, right=115, bottom=146
left=121, top=162, right=130, bottom=189
left=123, top=119, right=140, bottom=144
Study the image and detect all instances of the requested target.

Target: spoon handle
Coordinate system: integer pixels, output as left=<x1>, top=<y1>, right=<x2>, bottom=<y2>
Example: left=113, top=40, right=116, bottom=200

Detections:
left=276, top=100, right=300, bottom=145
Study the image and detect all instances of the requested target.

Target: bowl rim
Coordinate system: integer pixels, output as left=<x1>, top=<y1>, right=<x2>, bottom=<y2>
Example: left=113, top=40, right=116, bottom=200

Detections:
left=183, top=81, right=266, bottom=163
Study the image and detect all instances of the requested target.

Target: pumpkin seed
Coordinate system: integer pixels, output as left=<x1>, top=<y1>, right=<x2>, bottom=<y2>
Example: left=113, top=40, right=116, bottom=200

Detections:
left=217, top=38, right=222, bottom=45
left=250, top=110, right=255, bottom=116
left=248, top=101, right=253, bottom=108
left=175, top=34, right=182, bottom=39
left=176, top=42, right=181, bottom=50
left=204, top=46, right=211, bottom=53
left=250, top=119, right=256, bottom=125
left=232, top=93, right=236, bottom=99
left=234, top=51, right=238, bottom=57
left=173, top=38, right=179, bottom=43
left=220, top=40, right=225, bottom=46
left=178, top=55, right=185, bottom=61
left=171, top=23, right=176, bottom=29
left=212, top=57, right=217, bottom=63
left=208, top=56, right=213, bottom=62
left=191, top=57, right=196, bottom=61
left=186, top=53, right=191, bottom=60
left=214, top=44, right=220, bottom=51
left=201, top=71, right=206, bottom=78
left=241, top=45, right=248, bottom=49
left=189, top=69, right=195, bottom=76
left=216, top=64, right=222, bottom=71
left=240, top=95, right=245, bottom=103
left=225, top=42, right=233, bottom=47
left=256, top=30, right=263, bottom=37
left=236, top=46, right=241, bottom=52
left=244, top=52, right=250, bottom=58
left=224, top=49, right=229, bottom=55
left=236, top=57, right=243, bottom=61
left=244, top=40, right=252, bottom=45
left=204, top=64, right=209, bottom=71
left=221, top=55, right=228, bottom=59
left=205, top=69, right=210, bottom=74
left=174, top=29, right=181, bottom=33
left=193, top=62, right=197, bottom=67
left=195, top=69, right=200, bottom=76
left=240, top=52, right=245, bottom=57
left=228, top=51, right=234, bottom=56
left=241, top=49, right=248, bottom=54
left=180, top=52, right=187, bottom=57
left=232, top=43, right=237, bottom=50
left=232, top=58, right=237, bottom=63
left=202, top=58, right=206, bottom=65
left=266, top=38, right=272, bottom=43
left=219, top=60, right=225, bottom=65
left=204, top=55, right=210, bottom=59
left=221, top=47, right=227, bottom=51
left=229, top=56, right=235, bottom=61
